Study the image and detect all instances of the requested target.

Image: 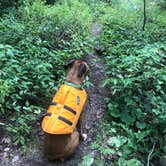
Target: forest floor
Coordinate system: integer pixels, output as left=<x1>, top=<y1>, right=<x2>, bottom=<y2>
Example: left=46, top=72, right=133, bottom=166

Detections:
left=0, top=23, right=109, bottom=166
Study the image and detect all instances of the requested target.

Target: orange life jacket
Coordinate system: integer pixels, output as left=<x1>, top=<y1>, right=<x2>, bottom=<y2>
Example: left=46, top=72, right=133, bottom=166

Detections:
left=42, top=82, right=87, bottom=134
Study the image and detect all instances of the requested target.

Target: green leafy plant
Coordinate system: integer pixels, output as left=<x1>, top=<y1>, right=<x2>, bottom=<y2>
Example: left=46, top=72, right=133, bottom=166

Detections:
left=0, top=0, right=93, bottom=145
left=92, top=0, right=166, bottom=164
left=79, top=154, right=94, bottom=166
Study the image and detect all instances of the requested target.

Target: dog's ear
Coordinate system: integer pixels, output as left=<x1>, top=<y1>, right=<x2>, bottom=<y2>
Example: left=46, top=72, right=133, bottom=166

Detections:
left=64, top=60, right=75, bottom=70
left=78, top=64, right=87, bottom=78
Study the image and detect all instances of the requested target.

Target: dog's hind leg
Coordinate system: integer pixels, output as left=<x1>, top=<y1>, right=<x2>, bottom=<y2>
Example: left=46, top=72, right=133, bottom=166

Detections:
left=62, top=131, right=79, bottom=159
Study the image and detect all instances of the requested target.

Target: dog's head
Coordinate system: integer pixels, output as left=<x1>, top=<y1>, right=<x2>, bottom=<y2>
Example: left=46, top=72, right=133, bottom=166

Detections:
left=64, top=60, right=89, bottom=84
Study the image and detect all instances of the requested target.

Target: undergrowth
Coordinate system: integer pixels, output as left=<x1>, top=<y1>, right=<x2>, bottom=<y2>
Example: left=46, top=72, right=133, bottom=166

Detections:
left=1, top=0, right=166, bottom=165
left=90, top=0, right=166, bottom=165
left=0, top=0, right=93, bottom=145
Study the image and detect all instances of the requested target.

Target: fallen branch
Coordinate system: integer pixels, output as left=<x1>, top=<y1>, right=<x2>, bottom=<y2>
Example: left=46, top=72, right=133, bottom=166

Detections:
left=147, top=142, right=156, bottom=166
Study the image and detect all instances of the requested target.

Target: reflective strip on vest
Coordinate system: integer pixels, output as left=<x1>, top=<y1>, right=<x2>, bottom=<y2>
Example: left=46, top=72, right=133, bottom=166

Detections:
left=41, top=84, right=87, bottom=134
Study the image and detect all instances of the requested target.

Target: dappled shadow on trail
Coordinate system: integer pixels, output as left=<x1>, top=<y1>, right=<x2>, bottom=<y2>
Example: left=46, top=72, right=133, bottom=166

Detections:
left=0, top=23, right=109, bottom=166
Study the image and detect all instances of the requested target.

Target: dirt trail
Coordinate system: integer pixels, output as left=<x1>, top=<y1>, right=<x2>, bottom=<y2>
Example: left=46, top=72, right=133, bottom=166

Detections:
left=0, top=23, right=108, bottom=166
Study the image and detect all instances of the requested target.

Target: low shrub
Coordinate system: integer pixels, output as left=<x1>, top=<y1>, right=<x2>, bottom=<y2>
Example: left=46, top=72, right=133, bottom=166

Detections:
left=158, top=0, right=166, bottom=10
left=0, top=0, right=93, bottom=145
left=93, top=1, right=166, bottom=164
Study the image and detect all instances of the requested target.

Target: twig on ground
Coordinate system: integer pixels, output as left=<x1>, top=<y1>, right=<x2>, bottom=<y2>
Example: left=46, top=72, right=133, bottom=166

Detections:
left=147, top=142, right=156, bottom=166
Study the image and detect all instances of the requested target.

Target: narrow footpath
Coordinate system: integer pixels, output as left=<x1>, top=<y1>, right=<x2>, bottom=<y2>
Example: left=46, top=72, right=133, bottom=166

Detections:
left=0, top=23, right=109, bottom=166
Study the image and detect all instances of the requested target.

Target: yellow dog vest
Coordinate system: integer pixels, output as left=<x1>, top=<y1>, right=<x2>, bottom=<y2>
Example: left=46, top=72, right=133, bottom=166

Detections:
left=42, top=83, right=87, bottom=134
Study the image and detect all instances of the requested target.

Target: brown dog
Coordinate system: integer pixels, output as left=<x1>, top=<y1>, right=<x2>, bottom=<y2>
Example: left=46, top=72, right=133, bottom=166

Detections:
left=43, top=60, right=88, bottom=161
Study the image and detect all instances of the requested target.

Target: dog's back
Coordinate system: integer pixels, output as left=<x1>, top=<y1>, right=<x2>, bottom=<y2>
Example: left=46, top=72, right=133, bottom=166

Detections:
left=42, top=60, right=88, bottom=160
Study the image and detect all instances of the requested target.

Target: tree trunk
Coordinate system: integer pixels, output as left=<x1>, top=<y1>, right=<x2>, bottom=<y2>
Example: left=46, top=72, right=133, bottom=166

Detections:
left=142, top=0, right=147, bottom=31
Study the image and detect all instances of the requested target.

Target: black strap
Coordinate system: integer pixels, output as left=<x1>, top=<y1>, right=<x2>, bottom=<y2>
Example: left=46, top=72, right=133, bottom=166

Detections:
left=64, top=105, right=76, bottom=115
left=45, top=112, right=52, bottom=117
left=58, top=116, right=73, bottom=126
left=50, top=102, right=76, bottom=115
left=50, top=102, right=57, bottom=106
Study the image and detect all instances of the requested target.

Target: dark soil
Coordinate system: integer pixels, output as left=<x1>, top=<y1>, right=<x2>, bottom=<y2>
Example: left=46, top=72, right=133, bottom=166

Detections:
left=0, top=23, right=109, bottom=166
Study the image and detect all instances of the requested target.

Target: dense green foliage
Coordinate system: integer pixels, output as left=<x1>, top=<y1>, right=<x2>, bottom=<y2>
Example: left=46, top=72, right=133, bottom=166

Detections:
left=158, top=0, right=166, bottom=10
left=0, top=0, right=57, bottom=12
left=0, top=0, right=166, bottom=165
left=92, top=0, right=166, bottom=165
left=0, top=0, right=92, bottom=145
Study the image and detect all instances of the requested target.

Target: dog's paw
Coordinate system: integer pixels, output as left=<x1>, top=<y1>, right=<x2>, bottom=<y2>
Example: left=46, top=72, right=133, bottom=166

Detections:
left=81, top=133, right=87, bottom=141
